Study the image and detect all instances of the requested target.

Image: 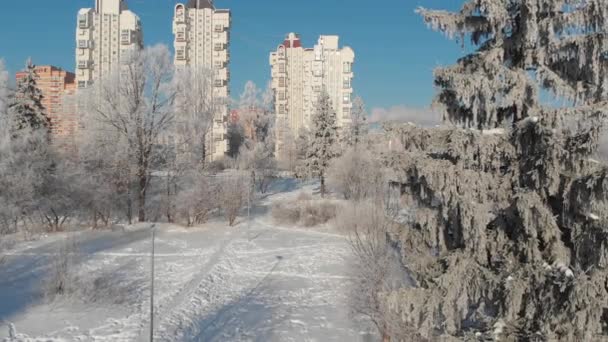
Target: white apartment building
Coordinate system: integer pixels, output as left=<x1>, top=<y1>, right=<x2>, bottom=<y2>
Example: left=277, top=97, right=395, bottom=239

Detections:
left=270, top=33, right=355, bottom=155
left=75, top=0, right=143, bottom=88
left=173, top=0, right=231, bottom=160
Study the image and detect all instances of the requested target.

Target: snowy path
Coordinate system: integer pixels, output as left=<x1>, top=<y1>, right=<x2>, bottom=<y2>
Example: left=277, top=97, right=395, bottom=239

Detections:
left=0, top=183, right=375, bottom=341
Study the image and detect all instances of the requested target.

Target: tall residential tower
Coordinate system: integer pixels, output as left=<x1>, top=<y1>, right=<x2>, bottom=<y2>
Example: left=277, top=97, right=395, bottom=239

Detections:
left=173, top=0, right=231, bottom=160
left=75, top=0, right=143, bottom=88
left=270, top=33, right=355, bottom=156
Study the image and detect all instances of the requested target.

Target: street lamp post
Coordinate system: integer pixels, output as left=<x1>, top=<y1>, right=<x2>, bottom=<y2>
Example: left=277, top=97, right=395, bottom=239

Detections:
left=149, top=224, right=156, bottom=342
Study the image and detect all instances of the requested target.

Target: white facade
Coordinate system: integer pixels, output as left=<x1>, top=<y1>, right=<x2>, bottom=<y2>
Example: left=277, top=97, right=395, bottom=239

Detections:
left=75, top=0, right=143, bottom=88
left=173, top=0, right=231, bottom=160
left=270, top=33, right=354, bottom=155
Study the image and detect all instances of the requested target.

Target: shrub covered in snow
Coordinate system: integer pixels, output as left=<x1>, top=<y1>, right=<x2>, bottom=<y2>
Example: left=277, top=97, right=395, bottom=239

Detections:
left=271, top=192, right=338, bottom=227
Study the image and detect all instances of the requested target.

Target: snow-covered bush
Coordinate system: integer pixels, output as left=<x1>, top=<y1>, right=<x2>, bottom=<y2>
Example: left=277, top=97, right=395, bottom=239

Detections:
left=336, top=200, right=414, bottom=340
left=327, top=147, right=385, bottom=201
left=271, top=192, right=338, bottom=227
left=43, top=237, right=79, bottom=300
left=174, top=171, right=218, bottom=227
left=218, top=172, right=251, bottom=226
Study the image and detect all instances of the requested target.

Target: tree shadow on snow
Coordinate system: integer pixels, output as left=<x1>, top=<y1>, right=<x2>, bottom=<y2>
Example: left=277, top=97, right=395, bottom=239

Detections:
left=0, top=227, right=152, bottom=323
left=188, top=256, right=284, bottom=342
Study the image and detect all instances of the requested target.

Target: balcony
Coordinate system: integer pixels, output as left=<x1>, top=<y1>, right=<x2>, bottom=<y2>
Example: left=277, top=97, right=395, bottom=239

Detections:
left=78, top=40, right=90, bottom=49
left=214, top=43, right=225, bottom=51
left=214, top=115, right=228, bottom=124
left=214, top=25, right=225, bottom=33
left=120, top=30, right=132, bottom=45
left=78, top=15, right=89, bottom=29
left=176, top=32, right=186, bottom=42
left=77, top=60, right=90, bottom=69
left=176, top=50, right=186, bottom=61
left=175, top=15, right=185, bottom=24
left=214, top=79, right=226, bottom=87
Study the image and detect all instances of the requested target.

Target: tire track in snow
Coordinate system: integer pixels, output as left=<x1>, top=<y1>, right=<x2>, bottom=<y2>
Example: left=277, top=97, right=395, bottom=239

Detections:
left=136, top=229, right=240, bottom=342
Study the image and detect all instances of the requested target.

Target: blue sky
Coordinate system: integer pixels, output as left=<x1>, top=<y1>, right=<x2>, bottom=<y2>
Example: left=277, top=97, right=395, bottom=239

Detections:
left=0, top=0, right=463, bottom=119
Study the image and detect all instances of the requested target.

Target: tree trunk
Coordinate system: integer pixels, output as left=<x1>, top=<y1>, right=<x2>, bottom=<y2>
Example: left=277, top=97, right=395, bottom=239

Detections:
left=166, top=174, right=173, bottom=223
left=138, top=173, right=147, bottom=222
left=320, top=174, right=326, bottom=197
left=126, top=188, right=133, bottom=225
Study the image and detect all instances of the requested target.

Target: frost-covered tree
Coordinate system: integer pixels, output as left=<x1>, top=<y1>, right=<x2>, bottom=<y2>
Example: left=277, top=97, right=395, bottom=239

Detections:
left=235, top=81, right=275, bottom=145
left=345, top=96, right=368, bottom=147
left=0, top=59, right=55, bottom=235
left=81, top=44, right=175, bottom=223
left=238, top=142, right=277, bottom=194
left=328, top=146, right=384, bottom=201
left=218, top=171, right=250, bottom=226
left=9, top=59, right=49, bottom=131
left=381, top=1, right=608, bottom=340
left=173, top=65, right=219, bottom=169
left=258, top=81, right=275, bottom=144
left=237, top=80, right=261, bottom=142
left=306, top=91, right=340, bottom=196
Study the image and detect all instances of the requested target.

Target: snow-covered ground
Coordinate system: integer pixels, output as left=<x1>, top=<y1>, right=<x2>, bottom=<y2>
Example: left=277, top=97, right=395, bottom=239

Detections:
left=0, top=180, right=376, bottom=341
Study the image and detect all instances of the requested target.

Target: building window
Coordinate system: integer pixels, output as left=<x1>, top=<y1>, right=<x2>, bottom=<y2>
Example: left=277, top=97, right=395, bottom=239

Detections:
left=77, top=60, right=89, bottom=69
left=279, top=104, right=286, bottom=113
left=176, top=28, right=186, bottom=42
left=176, top=48, right=186, bottom=60
left=279, top=77, right=286, bottom=87
left=279, top=91, right=285, bottom=100
left=278, top=63, right=285, bottom=73
left=343, top=62, right=351, bottom=73
left=343, top=94, right=351, bottom=104
left=78, top=14, right=89, bottom=28
left=343, top=76, right=351, bottom=89
left=121, top=30, right=131, bottom=45
left=343, top=107, right=351, bottom=116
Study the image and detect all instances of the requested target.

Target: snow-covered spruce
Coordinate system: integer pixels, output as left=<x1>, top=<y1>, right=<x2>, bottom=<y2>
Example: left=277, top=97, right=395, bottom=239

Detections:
left=382, top=1, right=608, bottom=340
left=305, top=90, right=340, bottom=197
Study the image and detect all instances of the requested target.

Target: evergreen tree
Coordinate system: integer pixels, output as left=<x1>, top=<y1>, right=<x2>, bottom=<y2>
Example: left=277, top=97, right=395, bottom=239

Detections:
left=380, top=1, right=608, bottom=340
left=306, top=90, right=339, bottom=196
left=9, top=59, right=48, bottom=131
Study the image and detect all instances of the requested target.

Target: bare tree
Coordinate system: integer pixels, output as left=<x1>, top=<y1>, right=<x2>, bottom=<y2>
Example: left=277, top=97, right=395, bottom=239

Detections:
left=81, top=44, right=175, bottom=223
left=238, top=142, right=277, bottom=194
left=174, top=171, right=218, bottom=227
left=172, top=65, right=219, bottom=169
left=338, top=201, right=413, bottom=341
left=344, top=96, right=368, bottom=148
left=328, top=146, right=384, bottom=200
left=218, top=172, right=250, bottom=227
